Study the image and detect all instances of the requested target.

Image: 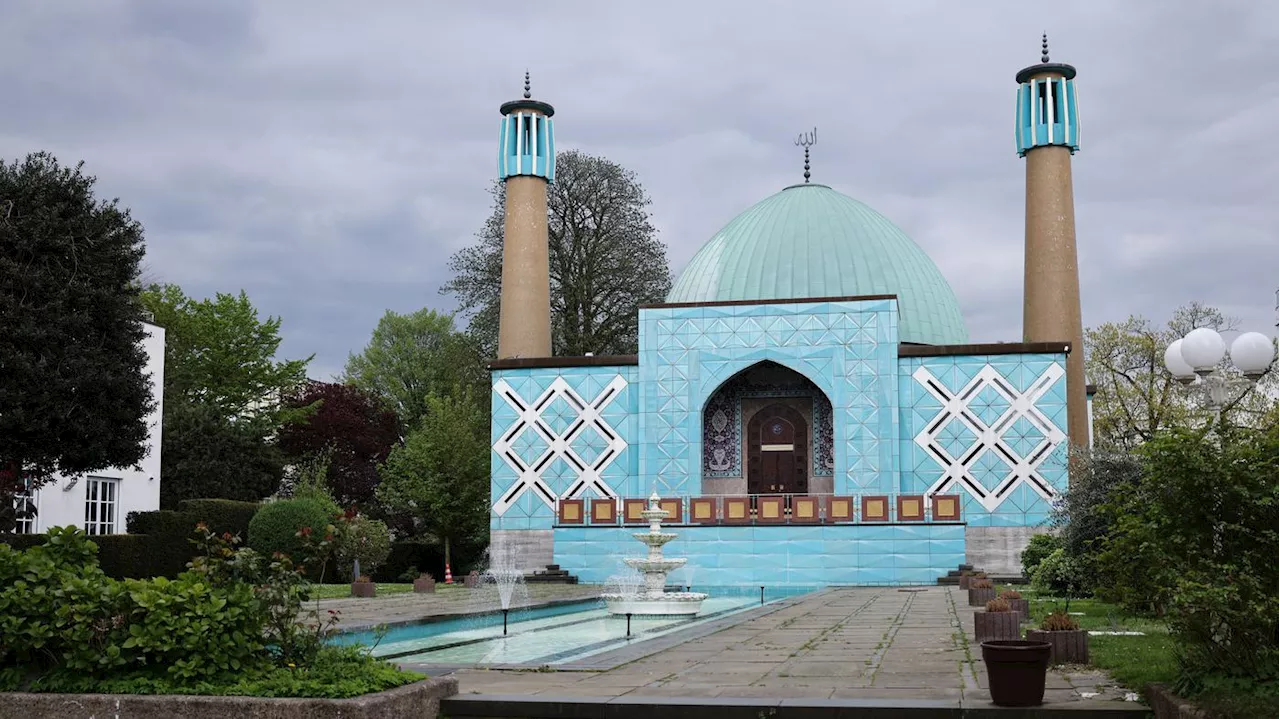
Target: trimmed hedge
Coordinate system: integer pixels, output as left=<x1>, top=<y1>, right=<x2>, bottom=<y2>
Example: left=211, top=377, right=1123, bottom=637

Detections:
left=1, top=533, right=156, bottom=579
left=177, top=499, right=260, bottom=538
left=7, top=499, right=267, bottom=580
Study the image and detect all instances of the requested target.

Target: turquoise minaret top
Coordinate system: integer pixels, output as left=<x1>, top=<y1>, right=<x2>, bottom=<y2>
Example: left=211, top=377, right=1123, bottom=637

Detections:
left=1015, top=35, right=1080, bottom=156
left=498, top=72, right=556, bottom=181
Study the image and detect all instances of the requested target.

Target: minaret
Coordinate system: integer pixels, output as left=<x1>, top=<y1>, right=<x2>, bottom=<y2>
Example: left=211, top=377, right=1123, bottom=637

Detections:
left=1016, top=35, right=1088, bottom=449
left=496, top=72, right=555, bottom=359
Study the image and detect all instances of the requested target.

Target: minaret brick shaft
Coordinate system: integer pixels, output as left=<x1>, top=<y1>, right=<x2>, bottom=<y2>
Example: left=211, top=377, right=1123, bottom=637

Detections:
left=1015, top=37, right=1089, bottom=449
left=496, top=74, right=555, bottom=359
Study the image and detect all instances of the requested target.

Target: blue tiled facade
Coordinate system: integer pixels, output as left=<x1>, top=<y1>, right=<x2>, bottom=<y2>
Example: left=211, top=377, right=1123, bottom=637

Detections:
left=554, top=524, right=966, bottom=587
left=489, top=298, right=1072, bottom=584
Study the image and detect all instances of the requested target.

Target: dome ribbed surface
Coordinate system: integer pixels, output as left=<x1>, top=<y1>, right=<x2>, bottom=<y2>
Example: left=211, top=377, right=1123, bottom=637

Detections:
left=667, top=184, right=968, bottom=345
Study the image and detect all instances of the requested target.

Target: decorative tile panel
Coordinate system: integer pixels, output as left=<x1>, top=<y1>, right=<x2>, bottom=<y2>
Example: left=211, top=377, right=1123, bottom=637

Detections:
left=898, top=353, right=1069, bottom=519
left=491, top=366, right=639, bottom=528
left=638, top=298, right=900, bottom=501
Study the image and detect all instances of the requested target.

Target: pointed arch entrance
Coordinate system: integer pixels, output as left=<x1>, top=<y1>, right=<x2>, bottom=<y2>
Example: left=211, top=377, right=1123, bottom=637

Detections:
left=701, top=361, right=835, bottom=496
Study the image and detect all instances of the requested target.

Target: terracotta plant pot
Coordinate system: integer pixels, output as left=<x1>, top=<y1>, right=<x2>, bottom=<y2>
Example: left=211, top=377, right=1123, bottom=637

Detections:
left=975, top=611, right=1022, bottom=642
left=981, top=640, right=1051, bottom=706
left=1007, top=598, right=1030, bottom=621
left=413, top=576, right=436, bottom=594
left=1025, top=629, right=1090, bottom=665
left=350, top=581, right=376, bottom=598
left=968, top=587, right=997, bottom=606
left=958, top=575, right=973, bottom=590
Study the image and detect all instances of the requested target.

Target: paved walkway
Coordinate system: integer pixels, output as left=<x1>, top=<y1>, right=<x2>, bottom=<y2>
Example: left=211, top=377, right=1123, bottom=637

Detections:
left=317, top=584, right=601, bottom=630
left=449, top=587, right=1140, bottom=707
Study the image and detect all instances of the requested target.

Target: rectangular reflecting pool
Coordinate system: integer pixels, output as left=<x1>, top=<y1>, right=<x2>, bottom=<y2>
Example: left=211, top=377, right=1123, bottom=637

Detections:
left=333, top=585, right=816, bottom=667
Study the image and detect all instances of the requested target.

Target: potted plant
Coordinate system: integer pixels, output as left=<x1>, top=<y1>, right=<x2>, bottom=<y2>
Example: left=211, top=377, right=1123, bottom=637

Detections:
left=968, top=578, right=997, bottom=607
left=958, top=569, right=974, bottom=590
left=999, top=589, right=1029, bottom=621
left=401, top=568, right=436, bottom=594
left=975, top=597, right=1021, bottom=642
left=464, top=570, right=481, bottom=589
left=980, top=639, right=1052, bottom=707
left=350, top=575, right=377, bottom=598
left=1026, top=610, right=1089, bottom=664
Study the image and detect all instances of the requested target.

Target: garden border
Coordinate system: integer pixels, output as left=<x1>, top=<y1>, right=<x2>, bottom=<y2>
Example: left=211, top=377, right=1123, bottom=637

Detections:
left=0, top=676, right=457, bottom=719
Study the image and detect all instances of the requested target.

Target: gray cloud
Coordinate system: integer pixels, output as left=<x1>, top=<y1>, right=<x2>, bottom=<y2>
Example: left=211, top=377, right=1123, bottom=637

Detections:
left=2, top=0, right=1275, bottom=380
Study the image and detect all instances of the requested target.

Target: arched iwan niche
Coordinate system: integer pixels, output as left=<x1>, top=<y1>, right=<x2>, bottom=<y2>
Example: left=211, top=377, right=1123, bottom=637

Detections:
left=700, top=361, right=834, bottom=496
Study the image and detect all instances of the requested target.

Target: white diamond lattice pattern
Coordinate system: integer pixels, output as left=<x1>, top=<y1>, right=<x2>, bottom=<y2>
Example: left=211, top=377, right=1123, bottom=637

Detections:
left=912, top=363, right=1065, bottom=511
left=491, top=375, right=628, bottom=515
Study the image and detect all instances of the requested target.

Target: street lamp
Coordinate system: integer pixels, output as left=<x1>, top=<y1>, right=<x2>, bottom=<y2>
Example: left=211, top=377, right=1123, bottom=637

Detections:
left=1164, top=328, right=1275, bottom=415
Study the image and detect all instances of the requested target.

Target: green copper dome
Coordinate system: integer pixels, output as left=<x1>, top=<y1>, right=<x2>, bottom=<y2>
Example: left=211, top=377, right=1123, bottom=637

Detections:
left=667, top=184, right=969, bottom=345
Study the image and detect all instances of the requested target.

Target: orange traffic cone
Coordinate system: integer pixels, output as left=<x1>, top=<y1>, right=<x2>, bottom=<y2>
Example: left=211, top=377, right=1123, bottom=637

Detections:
left=444, top=563, right=453, bottom=584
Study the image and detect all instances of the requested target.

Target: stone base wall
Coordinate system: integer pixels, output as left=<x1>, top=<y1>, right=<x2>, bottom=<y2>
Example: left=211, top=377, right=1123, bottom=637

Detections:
left=965, top=525, right=1044, bottom=575
left=489, top=529, right=554, bottom=571
left=0, top=676, right=457, bottom=719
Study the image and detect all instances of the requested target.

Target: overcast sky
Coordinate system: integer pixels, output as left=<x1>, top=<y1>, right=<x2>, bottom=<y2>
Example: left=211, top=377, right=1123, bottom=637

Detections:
left=3, top=1, right=1276, bottom=380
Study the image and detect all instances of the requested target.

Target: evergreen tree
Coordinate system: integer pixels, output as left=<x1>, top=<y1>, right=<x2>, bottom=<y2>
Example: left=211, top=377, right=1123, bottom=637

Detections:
left=0, top=153, right=154, bottom=531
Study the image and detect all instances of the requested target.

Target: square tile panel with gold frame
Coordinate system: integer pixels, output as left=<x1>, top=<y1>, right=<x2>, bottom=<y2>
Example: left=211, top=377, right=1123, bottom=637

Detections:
left=723, top=496, right=751, bottom=524
left=896, top=495, right=926, bottom=521
left=590, top=498, right=617, bottom=525
left=791, top=495, right=821, bottom=523
left=861, top=495, right=890, bottom=522
left=756, top=496, right=786, bottom=523
left=622, top=498, right=649, bottom=525
left=658, top=497, right=683, bottom=524
left=826, top=496, right=855, bottom=523
left=689, top=497, right=718, bottom=524
left=558, top=499, right=585, bottom=525
left=931, top=493, right=962, bottom=521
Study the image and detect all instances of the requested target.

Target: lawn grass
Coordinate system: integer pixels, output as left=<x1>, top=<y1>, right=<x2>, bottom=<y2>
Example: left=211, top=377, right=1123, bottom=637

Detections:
left=1007, top=587, right=1180, bottom=690
left=310, top=582, right=476, bottom=600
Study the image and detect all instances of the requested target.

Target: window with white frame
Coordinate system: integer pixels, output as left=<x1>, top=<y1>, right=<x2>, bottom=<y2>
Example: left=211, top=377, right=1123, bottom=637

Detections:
left=84, top=477, right=120, bottom=535
left=13, top=480, right=37, bottom=535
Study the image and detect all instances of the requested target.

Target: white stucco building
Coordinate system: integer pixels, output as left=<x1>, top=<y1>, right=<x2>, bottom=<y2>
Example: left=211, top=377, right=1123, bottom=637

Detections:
left=15, top=322, right=165, bottom=535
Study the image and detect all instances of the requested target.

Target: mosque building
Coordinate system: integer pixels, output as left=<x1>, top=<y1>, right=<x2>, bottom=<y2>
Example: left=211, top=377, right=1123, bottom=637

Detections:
left=486, top=40, right=1092, bottom=584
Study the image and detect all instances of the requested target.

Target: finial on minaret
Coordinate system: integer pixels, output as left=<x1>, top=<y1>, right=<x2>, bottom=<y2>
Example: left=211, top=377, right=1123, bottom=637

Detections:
left=794, top=127, right=817, bottom=183
left=523, top=70, right=531, bottom=99
left=1041, top=33, right=1050, bottom=63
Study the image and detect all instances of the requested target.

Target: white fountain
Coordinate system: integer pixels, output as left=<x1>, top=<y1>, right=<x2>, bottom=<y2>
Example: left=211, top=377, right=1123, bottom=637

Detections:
left=602, top=493, right=707, bottom=615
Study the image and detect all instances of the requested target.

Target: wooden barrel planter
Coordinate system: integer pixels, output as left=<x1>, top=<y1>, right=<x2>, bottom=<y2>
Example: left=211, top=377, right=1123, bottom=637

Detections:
left=968, top=587, right=997, bottom=606
left=350, top=580, right=376, bottom=598
left=413, top=576, right=436, bottom=594
left=975, top=610, right=1022, bottom=642
left=958, top=574, right=973, bottom=590
left=1025, top=629, right=1090, bottom=664
left=464, top=571, right=481, bottom=589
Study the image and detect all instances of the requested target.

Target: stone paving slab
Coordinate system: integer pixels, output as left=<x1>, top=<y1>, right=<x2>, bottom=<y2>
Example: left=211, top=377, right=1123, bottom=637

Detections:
left=446, top=586, right=1147, bottom=713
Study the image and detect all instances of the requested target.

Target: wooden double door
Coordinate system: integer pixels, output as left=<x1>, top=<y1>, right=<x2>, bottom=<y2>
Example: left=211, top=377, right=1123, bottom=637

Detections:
left=746, top=403, right=809, bottom=495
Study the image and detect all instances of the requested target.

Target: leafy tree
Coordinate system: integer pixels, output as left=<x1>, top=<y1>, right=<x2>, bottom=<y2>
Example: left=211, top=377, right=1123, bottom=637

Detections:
left=1085, top=301, right=1277, bottom=450
left=159, top=400, right=285, bottom=508
left=343, top=308, right=485, bottom=430
left=278, top=381, right=402, bottom=507
left=141, top=284, right=311, bottom=506
left=141, top=284, right=312, bottom=429
left=443, top=150, right=672, bottom=357
left=0, top=153, right=154, bottom=531
left=376, top=391, right=490, bottom=574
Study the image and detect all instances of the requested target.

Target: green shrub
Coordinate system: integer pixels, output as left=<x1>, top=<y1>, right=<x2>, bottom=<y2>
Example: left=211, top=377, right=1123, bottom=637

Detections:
left=375, top=540, right=441, bottom=582
left=0, top=534, right=45, bottom=552
left=334, top=516, right=392, bottom=581
left=1030, top=548, right=1088, bottom=597
left=247, top=498, right=337, bottom=565
left=176, top=499, right=260, bottom=538
left=91, top=535, right=152, bottom=579
left=1020, top=533, right=1061, bottom=578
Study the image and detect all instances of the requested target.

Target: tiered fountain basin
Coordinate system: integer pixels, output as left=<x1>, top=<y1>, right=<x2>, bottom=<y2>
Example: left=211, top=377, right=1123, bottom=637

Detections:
left=601, top=495, right=707, bottom=616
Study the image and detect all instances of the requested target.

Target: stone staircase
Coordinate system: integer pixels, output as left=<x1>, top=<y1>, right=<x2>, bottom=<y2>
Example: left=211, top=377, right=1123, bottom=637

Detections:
left=523, top=564, right=579, bottom=584
left=936, top=563, right=1028, bottom=586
